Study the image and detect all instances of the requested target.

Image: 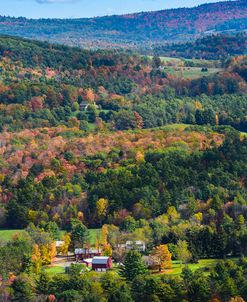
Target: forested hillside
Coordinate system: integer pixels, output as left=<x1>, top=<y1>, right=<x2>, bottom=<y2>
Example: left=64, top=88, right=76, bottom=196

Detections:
left=0, top=1, right=246, bottom=48
left=0, top=33, right=246, bottom=232
left=0, top=35, right=246, bottom=133
left=154, top=33, right=247, bottom=60
left=0, top=32, right=247, bottom=302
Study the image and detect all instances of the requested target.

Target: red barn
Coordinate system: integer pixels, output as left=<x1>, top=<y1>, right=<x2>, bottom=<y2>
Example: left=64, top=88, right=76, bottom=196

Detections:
left=92, top=257, right=112, bottom=272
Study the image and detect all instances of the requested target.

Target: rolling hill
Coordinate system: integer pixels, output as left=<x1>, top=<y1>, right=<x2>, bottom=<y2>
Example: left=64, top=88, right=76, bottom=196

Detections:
left=153, top=33, right=247, bottom=60
left=0, top=1, right=246, bottom=49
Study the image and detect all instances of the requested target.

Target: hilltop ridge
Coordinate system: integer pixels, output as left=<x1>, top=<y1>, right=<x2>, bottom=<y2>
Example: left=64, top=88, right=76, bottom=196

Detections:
left=0, top=1, right=246, bottom=48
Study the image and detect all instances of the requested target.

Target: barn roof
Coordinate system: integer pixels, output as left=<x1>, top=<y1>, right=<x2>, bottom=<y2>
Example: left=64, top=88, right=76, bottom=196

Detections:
left=92, top=257, right=109, bottom=264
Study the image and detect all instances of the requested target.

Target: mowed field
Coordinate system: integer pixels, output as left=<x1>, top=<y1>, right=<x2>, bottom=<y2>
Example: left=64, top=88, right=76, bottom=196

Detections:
left=164, top=259, right=218, bottom=276
left=147, top=55, right=223, bottom=79
left=163, top=66, right=223, bottom=79
left=0, top=229, right=101, bottom=245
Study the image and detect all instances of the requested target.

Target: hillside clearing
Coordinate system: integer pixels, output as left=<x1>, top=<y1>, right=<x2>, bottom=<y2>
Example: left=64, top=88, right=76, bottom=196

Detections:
left=0, top=229, right=101, bottom=245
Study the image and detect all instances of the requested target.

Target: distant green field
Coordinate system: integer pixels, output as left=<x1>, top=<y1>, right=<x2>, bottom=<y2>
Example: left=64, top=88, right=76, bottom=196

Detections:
left=146, top=55, right=222, bottom=78
left=159, top=56, right=182, bottom=63
left=147, top=55, right=218, bottom=64
left=163, top=66, right=223, bottom=79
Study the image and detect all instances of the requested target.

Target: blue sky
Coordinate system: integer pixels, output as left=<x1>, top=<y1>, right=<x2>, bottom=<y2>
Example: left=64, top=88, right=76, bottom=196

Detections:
left=2, top=0, right=225, bottom=19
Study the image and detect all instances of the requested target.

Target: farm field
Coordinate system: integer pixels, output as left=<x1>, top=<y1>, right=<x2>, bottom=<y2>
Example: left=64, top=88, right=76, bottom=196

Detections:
left=147, top=55, right=223, bottom=78
left=163, top=66, right=223, bottom=79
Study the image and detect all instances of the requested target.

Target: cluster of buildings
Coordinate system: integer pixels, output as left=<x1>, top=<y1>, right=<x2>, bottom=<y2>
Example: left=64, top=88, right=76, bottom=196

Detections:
left=74, top=248, right=112, bottom=271
left=73, top=240, right=146, bottom=272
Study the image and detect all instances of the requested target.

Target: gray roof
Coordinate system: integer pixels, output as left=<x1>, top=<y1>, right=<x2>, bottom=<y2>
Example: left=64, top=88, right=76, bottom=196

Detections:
left=75, top=248, right=102, bottom=254
left=92, top=257, right=109, bottom=264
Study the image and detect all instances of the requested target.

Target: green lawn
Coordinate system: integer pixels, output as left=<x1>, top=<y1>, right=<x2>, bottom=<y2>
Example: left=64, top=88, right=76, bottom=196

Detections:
left=89, top=229, right=101, bottom=245
left=59, top=228, right=101, bottom=245
left=0, top=229, right=27, bottom=243
left=166, top=259, right=218, bottom=276
left=45, top=266, right=65, bottom=276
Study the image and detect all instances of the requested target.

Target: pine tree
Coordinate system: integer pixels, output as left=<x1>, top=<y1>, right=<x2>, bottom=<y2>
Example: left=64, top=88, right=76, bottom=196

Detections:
left=36, top=271, right=51, bottom=295
left=120, top=250, right=148, bottom=281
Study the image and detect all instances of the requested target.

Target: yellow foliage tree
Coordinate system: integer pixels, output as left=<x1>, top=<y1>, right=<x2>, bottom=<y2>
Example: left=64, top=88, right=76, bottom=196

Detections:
left=32, top=244, right=42, bottom=275
left=135, top=151, right=145, bottom=163
left=40, top=244, right=52, bottom=265
left=50, top=242, right=57, bottom=260
left=151, top=244, right=172, bottom=272
left=167, top=206, right=180, bottom=222
left=60, top=234, right=71, bottom=256
left=77, top=211, right=84, bottom=221
left=28, top=210, right=38, bottom=223
left=101, top=225, right=108, bottom=246
left=39, top=242, right=57, bottom=265
left=193, top=212, right=203, bottom=223
left=103, top=243, right=113, bottom=257
left=229, top=297, right=245, bottom=302
left=96, top=198, right=109, bottom=223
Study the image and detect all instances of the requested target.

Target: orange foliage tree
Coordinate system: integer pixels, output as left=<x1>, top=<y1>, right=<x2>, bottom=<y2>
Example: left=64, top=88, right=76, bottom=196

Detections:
left=151, top=244, right=172, bottom=272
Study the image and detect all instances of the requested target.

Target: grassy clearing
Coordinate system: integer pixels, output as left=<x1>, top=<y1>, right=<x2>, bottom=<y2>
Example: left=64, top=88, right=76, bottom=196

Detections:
left=159, top=124, right=187, bottom=131
left=45, top=266, right=65, bottom=276
left=146, top=55, right=222, bottom=79
left=148, top=55, right=218, bottom=65
left=163, top=66, right=223, bottom=79
left=0, top=228, right=101, bottom=245
left=89, top=229, right=101, bottom=245
left=241, top=132, right=247, bottom=138
left=159, top=56, right=182, bottom=63
left=166, top=259, right=218, bottom=276
left=0, top=229, right=27, bottom=243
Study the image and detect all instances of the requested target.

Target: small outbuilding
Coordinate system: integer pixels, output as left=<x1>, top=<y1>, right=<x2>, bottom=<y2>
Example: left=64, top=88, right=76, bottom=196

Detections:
left=92, top=256, right=112, bottom=272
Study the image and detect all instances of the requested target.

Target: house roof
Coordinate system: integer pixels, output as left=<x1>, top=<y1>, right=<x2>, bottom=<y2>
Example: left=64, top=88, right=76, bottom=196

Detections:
left=92, top=257, right=110, bottom=264
left=55, top=241, right=64, bottom=247
left=75, top=248, right=101, bottom=254
left=126, top=241, right=145, bottom=245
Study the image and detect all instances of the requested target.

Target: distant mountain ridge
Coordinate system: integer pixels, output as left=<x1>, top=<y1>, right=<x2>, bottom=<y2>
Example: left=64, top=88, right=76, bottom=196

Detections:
left=0, top=0, right=246, bottom=49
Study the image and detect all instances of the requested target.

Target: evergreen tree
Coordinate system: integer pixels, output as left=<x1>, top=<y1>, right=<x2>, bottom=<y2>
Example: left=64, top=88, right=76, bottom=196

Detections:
left=120, top=250, right=148, bottom=281
left=36, top=271, right=51, bottom=295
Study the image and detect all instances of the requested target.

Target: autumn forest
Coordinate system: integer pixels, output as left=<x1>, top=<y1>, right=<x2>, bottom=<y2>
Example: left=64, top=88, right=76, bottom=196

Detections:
left=0, top=1, right=247, bottom=301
